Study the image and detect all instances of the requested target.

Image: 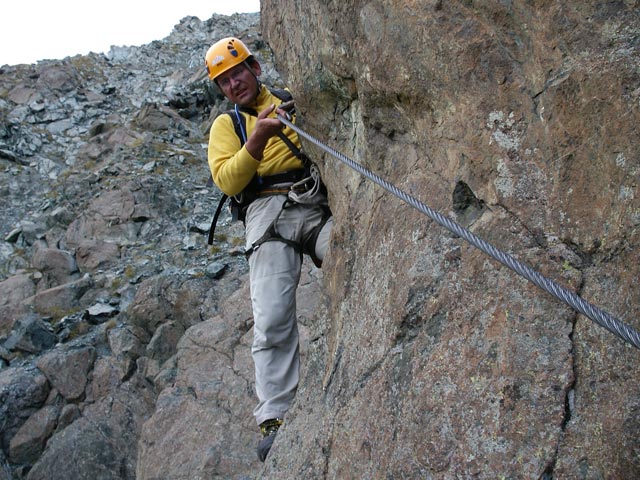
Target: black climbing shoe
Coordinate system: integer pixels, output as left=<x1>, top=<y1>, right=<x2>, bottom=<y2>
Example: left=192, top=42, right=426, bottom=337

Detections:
left=257, top=418, right=283, bottom=462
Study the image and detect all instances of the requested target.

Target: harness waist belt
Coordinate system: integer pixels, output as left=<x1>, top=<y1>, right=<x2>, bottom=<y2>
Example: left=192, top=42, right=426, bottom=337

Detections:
left=251, top=169, right=306, bottom=191
left=257, top=187, right=291, bottom=197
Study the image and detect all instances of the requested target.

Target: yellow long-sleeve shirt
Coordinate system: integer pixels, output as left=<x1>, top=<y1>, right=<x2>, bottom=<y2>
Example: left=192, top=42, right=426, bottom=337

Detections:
left=207, top=86, right=304, bottom=196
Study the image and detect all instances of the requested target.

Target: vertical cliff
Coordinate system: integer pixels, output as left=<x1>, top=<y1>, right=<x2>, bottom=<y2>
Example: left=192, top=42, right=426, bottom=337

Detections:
left=262, top=1, right=640, bottom=477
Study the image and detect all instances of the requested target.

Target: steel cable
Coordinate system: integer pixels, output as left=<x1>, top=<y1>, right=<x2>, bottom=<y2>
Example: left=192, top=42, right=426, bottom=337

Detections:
left=278, top=114, right=640, bottom=350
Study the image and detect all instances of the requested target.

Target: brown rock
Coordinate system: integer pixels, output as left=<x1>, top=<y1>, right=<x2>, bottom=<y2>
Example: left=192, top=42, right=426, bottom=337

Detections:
left=85, top=356, right=130, bottom=403
left=553, top=251, right=640, bottom=478
left=9, top=405, right=59, bottom=464
left=36, top=346, right=96, bottom=400
left=74, top=239, right=121, bottom=272
left=63, top=180, right=178, bottom=249
left=108, top=324, right=149, bottom=360
left=25, top=373, right=155, bottom=480
left=6, top=85, right=39, bottom=105
left=35, top=64, right=80, bottom=93
left=56, top=404, right=81, bottom=432
left=145, top=320, right=185, bottom=364
left=127, top=274, right=220, bottom=336
left=31, top=248, right=79, bottom=290
left=64, top=188, right=137, bottom=248
left=32, top=274, right=93, bottom=319
left=136, top=317, right=258, bottom=479
left=0, top=274, right=35, bottom=337
left=133, top=103, right=189, bottom=132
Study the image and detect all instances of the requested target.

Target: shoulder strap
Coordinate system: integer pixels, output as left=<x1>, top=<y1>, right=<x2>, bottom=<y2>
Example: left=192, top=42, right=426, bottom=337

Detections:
left=276, top=131, right=310, bottom=167
left=228, top=106, right=248, bottom=146
left=208, top=193, right=228, bottom=245
left=207, top=107, right=253, bottom=245
left=268, top=87, right=293, bottom=103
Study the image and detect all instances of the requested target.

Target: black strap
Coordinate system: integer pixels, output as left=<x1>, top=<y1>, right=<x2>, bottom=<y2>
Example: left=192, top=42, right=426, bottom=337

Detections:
left=302, top=208, right=332, bottom=268
left=276, top=131, right=311, bottom=167
left=230, top=88, right=299, bottom=157
left=269, top=87, right=293, bottom=103
left=208, top=194, right=229, bottom=245
left=248, top=169, right=306, bottom=190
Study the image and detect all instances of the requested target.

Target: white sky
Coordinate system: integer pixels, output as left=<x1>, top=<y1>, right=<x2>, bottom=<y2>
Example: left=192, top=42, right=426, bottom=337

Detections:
left=0, top=0, right=261, bottom=66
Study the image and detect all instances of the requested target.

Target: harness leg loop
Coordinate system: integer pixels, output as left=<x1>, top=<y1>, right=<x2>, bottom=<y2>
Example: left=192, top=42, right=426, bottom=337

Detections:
left=245, top=200, right=303, bottom=262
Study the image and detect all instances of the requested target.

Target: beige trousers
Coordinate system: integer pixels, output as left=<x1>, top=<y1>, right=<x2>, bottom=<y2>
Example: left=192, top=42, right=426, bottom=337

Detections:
left=245, top=194, right=332, bottom=425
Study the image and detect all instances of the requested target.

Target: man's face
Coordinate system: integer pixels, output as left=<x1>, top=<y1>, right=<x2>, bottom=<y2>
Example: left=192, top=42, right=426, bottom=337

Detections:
left=216, top=62, right=260, bottom=106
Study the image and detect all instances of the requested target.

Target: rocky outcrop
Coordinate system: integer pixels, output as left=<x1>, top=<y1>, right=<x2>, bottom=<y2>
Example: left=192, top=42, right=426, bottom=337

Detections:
left=261, top=1, right=640, bottom=478
left=135, top=264, right=323, bottom=479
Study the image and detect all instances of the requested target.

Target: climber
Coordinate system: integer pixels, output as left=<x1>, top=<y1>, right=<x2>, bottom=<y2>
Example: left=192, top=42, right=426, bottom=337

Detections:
left=204, top=37, right=333, bottom=462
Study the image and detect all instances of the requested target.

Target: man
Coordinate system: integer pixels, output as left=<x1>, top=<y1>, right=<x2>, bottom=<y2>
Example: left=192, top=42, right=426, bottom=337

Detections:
left=205, top=37, right=333, bottom=462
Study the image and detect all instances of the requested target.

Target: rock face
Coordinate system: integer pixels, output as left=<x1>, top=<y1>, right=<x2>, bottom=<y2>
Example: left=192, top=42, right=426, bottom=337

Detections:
left=0, top=3, right=638, bottom=480
left=261, top=1, right=640, bottom=478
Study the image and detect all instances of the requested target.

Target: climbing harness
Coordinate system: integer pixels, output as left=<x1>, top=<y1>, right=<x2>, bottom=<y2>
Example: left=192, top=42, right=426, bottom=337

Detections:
left=243, top=196, right=329, bottom=269
left=276, top=112, right=640, bottom=351
left=208, top=89, right=331, bottom=269
left=207, top=168, right=307, bottom=245
left=244, top=199, right=302, bottom=259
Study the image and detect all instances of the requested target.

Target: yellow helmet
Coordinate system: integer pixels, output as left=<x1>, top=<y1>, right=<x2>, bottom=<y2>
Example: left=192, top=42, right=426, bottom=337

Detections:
left=205, top=37, right=253, bottom=80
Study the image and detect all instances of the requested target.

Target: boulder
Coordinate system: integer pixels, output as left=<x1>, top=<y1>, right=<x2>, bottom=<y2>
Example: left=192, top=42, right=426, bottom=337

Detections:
left=75, top=239, right=121, bottom=272
left=3, top=314, right=57, bottom=354
left=145, top=321, right=185, bottom=364
left=35, top=63, right=81, bottom=93
left=85, top=356, right=131, bottom=403
left=25, top=373, right=155, bottom=480
left=133, top=102, right=191, bottom=132
left=31, top=247, right=79, bottom=290
left=0, top=366, right=50, bottom=452
left=108, top=324, right=149, bottom=360
left=136, top=317, right=258, bottom=479
left=9, top=405, right=59, bottom=465
left=0, top=274, right=36, bottom=338
left=32, top=274, right=93, bottom=319
left=35, top=346, right=96, bottom=400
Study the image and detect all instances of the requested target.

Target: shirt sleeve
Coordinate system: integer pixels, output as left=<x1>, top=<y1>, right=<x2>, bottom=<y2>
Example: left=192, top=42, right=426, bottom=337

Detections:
left=207, top=113, right=261, bottom=196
